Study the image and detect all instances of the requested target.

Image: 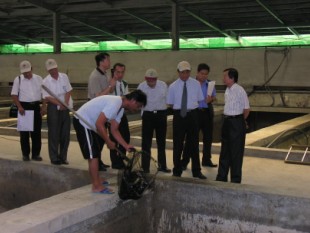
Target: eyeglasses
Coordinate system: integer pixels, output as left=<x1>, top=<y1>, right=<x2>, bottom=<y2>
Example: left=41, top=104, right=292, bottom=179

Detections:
left=145, top=77, right=157, bottom=81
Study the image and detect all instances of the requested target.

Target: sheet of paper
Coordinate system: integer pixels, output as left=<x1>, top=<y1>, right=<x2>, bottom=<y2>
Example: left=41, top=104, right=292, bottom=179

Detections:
left=207, top=81, right=216, bottom=96
left=17, top=110, right=34, bottom=131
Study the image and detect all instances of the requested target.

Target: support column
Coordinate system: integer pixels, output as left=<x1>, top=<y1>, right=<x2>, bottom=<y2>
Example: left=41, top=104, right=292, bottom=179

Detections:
left=171, top=2, right=179, bottom=51
left=53, top=12, right=61, bottom=54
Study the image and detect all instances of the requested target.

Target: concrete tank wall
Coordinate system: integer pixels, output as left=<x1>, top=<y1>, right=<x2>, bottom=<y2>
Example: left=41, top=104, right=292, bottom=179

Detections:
left=0, top=47, right=310, bottom=88
left=0, top=158, right=309, bottom=233
left=0, top=158, right=89, bottom=211
left=64, top=178, right=310, bottom=233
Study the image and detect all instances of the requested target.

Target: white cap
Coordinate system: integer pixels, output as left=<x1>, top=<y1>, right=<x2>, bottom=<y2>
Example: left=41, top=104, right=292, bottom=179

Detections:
left=45, top=59, right=58, bottom=71
left=177, top=61, right=191, bottom=72
left=145, top=68, right=158, bottom=78
left=19, top=60, right=32, bottom=73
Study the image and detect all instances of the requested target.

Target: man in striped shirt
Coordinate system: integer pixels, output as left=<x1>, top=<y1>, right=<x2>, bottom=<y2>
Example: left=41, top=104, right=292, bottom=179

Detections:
left=216, top=68, right=250, bottom=183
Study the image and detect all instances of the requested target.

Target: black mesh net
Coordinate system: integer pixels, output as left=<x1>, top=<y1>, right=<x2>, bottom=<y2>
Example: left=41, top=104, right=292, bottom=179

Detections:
left=118, top=150, right=158, bottom=200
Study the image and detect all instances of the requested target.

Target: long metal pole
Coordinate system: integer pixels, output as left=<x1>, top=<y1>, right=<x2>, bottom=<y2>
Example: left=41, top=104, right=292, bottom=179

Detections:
left=42, top=84, right=97, bottom=132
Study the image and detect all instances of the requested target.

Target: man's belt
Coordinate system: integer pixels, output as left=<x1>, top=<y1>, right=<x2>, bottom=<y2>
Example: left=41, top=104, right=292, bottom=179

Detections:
left=144, top=110, right=167, bottom=114
left=173, top=109, right=197, bottom=113
left=20, top=101, right=41, bottom=105
left=223, top=114, right=243, bottom=119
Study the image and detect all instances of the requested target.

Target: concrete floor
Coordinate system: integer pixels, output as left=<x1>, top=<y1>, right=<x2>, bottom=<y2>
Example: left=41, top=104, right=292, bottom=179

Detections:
left=0, top=134, right=309, bottom=199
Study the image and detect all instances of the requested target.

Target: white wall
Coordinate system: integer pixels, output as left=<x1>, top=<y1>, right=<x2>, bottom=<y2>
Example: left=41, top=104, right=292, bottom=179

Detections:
left=0, top=47, right=309, bottom=88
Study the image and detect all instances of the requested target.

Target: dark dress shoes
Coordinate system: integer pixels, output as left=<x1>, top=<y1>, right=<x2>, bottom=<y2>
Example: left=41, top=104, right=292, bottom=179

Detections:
left=157, top=167, right=172, bottom=173
left=100, top=161, right=110, bottom=168
left=61, top=160, right=69, bottom=165
left=181, top=165, right=187, bottom=171
left=32, top=156, right=43, bottom=161
left=193, top=172, right=207, bottom=179
left=23, top=156, right=30, bottom=161
left=51, top=160, right=62, bottom=165
left=202, top=161, right=218, bottom=168
left=98, top=164, right=107, bottom=171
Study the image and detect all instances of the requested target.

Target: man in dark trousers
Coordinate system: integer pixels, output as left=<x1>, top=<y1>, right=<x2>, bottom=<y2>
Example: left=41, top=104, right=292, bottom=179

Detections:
left=87, top=52, right=116, bottom=171
left=43, top=58, right=72, bottom=165
left=167, top=61, right=206, bottom=179
left=181, top=63, right=217, bottom=170
left=11, top=60, right=45, bottom=162
left=138, top=68, right=171, bottom=173
left=216, top=68, right=250, bottom=183
left=109, top=63, right=130, bottom=169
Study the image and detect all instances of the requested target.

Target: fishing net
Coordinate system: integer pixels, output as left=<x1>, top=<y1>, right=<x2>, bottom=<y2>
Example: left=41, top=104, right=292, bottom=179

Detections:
left=118, top=150, right=158, bottom=200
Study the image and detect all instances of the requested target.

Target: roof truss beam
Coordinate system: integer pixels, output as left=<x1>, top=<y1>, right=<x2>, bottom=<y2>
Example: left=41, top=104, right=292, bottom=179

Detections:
left=184, top=8, right=239, bottom=42
left=256, top=0, right=300, bottom=37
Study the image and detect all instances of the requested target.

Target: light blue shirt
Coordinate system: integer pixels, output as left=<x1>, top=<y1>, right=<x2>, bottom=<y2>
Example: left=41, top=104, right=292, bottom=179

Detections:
left=198, top=80, right=216, bottom=109
left=167, top=77, right=204, bottom=110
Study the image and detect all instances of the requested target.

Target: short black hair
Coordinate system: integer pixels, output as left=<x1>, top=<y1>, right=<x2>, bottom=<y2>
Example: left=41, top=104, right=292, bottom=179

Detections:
left=197, top=63, right=210, bottom=72
left=125, top=90, right=147, bottom=106
left=223, top=68, right=238, bottom=83
left=95, top=52, right=110, bottom=67
left=111, top=62, right=126, bottom=77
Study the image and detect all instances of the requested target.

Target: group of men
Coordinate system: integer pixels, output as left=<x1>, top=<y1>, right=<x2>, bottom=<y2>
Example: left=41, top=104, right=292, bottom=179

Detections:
left=11, top=52, right=250, bottom=194
left=167, top=61, right=250, bottom=183
left=11, top=59, right=72, bottom=166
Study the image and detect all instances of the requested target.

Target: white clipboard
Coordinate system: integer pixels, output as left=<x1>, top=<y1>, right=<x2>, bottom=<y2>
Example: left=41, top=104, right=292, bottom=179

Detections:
left=207, top=81, right=216, bottom=96
left=17, top=110, right=34, bottom=131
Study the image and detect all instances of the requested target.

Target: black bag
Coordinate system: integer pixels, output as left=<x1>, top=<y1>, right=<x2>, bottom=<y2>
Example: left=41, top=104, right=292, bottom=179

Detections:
left=9, top=104, right=18, bottom=118
left=9, top=76, right=20, bottom=118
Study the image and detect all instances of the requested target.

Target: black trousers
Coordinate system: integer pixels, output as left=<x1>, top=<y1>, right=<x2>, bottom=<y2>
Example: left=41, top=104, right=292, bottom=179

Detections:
left=141, top=110, right=168, bottom=171
left=47, top=104, right=71, bottom=162
left=201, top=105, right=214, bottom=163
left=216, top=116, right=246, bottom=183
left=109, top=114, right=130, bottom=167
left=182, top=107, right=214, bottom=166
left=173, top=109, right=201, bottom=176
left=19, top=102, right=42, bottom=158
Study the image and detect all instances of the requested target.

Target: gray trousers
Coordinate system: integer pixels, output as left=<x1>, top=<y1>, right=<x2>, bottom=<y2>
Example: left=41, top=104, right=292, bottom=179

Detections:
left=47, top=104, right=71, bottom=162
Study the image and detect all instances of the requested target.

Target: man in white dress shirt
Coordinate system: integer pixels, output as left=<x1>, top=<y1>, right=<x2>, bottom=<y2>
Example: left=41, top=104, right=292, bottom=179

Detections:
left=216, top=68, right=250, bottom=183
left=138, top=68, right=171, bottom=173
